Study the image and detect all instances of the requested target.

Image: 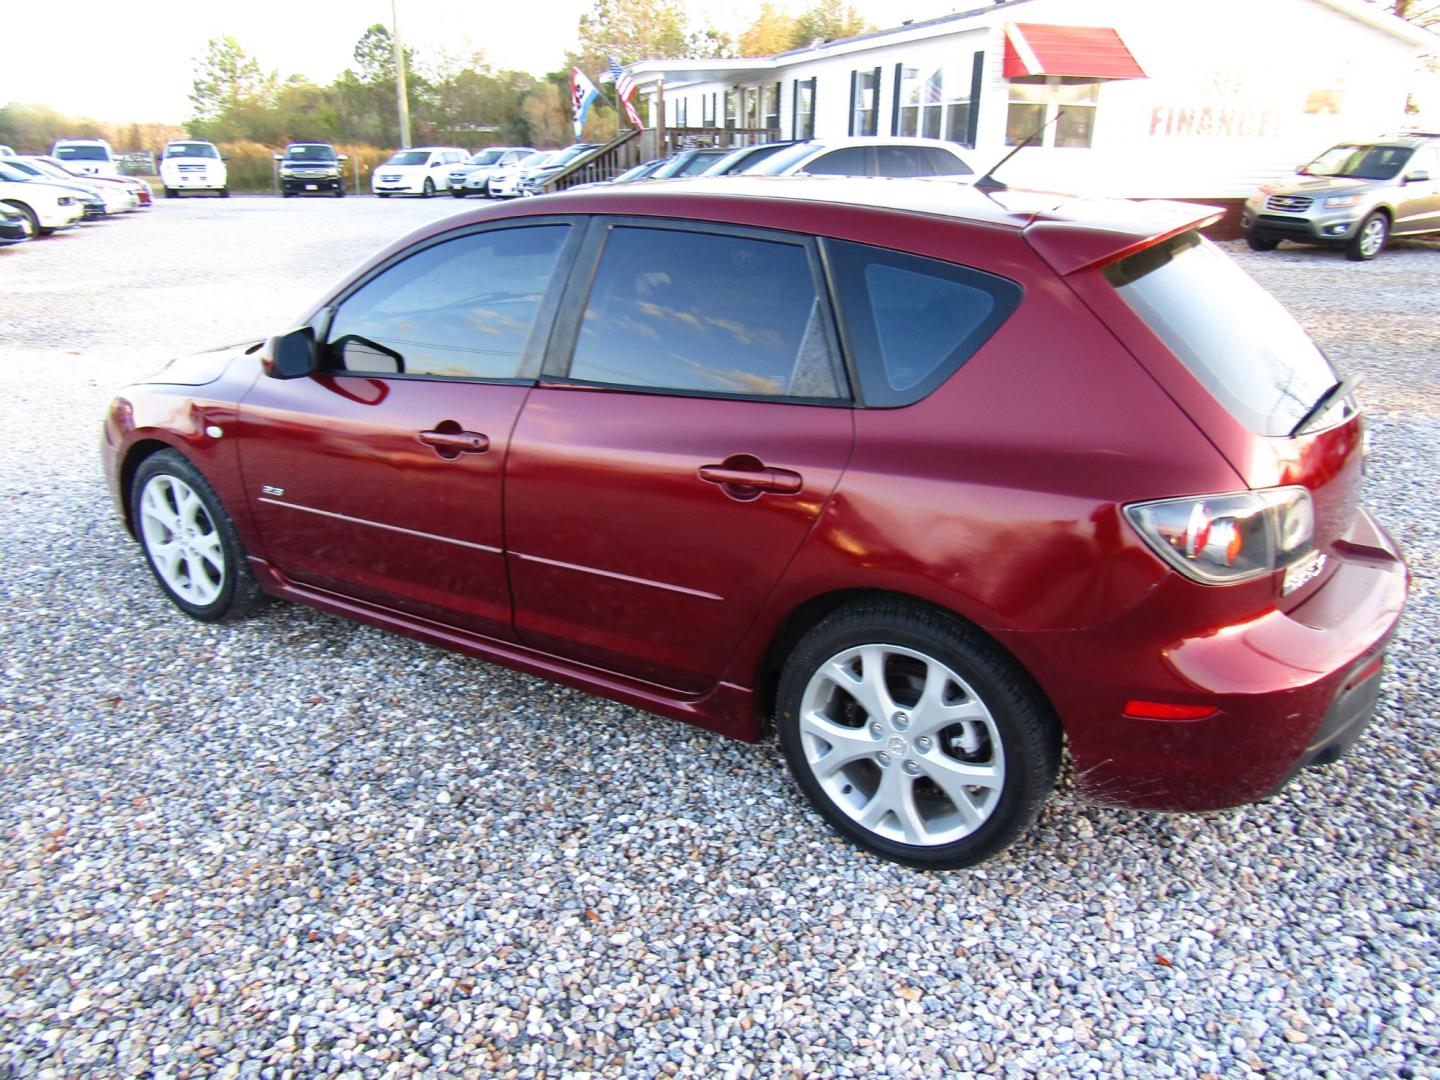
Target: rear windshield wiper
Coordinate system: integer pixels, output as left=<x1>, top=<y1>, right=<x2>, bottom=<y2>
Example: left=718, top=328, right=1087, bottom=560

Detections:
left=1290, top=374, right=1362, bottom=437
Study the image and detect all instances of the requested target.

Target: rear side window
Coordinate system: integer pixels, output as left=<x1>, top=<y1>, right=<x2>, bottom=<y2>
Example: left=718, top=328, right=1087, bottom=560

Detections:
left=806, top=147, right=869, bottom=175
left=325, top=225, right=569, bottom=380
left=1106, top=232, right=1336, bottom=436
left=826, top=240, right=1023, bottom=407
left=567, top=226, right=846, bottom=400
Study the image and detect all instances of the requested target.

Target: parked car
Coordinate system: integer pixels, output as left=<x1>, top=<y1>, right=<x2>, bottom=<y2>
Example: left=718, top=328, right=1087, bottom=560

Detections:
left=568, top=158, right=670, bottom=191
left=51, top=138, right=119, bottom=179
left=449, top=147, right=537, bottom=198
left=700, top=142, right=800, bottom=177
left=275, top=143, right=348, bottom=197
left=1241, top=132, right=1440, bottom=260
left=101, top=178, right=1407, bottom=869
left=647, top=146, right=733, bottom=179
left=0, top=162, right=105, bottom=221
left=741, top=137, right=975, bottom=179
left=372, top=147, right=468, bottom=197
left=0, top=176, right=84, bottom=235
left=16, top=155, right=143, bottom=210
left=0, top=145, right=16, bottom=158
left=485, top=150, right=557, bottom=198
left=0, top=203, right=32, bottom=243
left=0, top=157, right=135, bottom=214
left=493, top=143, right=597, bottom=197
left=159, top=140, right=228, bottom=198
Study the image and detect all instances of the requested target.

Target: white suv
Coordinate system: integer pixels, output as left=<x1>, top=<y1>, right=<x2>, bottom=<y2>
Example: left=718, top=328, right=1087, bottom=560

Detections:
left=372, top=147, right=468, bottom=197
left=51, top=139, right=119, bottom=179
left=160, top=140, right=228, bottom=197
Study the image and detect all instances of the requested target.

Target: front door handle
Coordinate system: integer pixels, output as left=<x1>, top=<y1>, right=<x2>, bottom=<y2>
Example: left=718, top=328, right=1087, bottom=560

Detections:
left=419, top=427, right=490, bottom=458
left=698, top=459, right=803, bottom=499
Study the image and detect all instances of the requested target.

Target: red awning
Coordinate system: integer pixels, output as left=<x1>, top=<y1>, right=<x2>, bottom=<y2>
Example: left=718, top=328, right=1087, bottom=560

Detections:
left=1003, top=23, right=1147, bottom=80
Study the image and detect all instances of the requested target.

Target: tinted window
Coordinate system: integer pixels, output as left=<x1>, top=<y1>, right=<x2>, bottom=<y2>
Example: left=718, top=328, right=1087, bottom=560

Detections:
left=745, top=142, right=818, bottom=175
left=1303, top=144, right=1412, bottom=181
left=55, top=145, right=109, bottom=161
left=875, top=146, right=923, bottom=178
left=922, top=147, right=972, bottom=176
left=1107, top=232, right=1336, bottom=436
left=827, top=240, right=1023, bottom=407
left=287, top=145, right=336, bottom=161
left=326, top=226, right=569, bottom=380
left=805, top=147, right=870, bottom=175
left=568, top=227, right=844, bottom=399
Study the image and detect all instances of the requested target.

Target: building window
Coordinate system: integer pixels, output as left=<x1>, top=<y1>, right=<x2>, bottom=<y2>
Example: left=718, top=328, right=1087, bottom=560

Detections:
left=673, top=97, right=688, bottom=126
left=701, top=93, right=715, bottom=128
left=850, top=68, right=880, bottom=136
left=1005, top=76, right=1100, bottom=148
left=793, top=78, right=816, bottom=140
left=763, top=83, right=781, bottom=133
left=896, top=60, right=973, bottom=145
left=724, top=90, right=737, bottom=129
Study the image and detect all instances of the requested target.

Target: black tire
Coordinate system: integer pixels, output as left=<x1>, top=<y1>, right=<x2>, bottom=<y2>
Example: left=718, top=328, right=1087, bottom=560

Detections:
left=164, top=187, right=176, bottom=199
left=1346, top=212, right=1388, bottom=261
left=1245, top=233, right=1280, bottom=252
left=422, top=178, right=435, bottom=197
left=282, top=191, right=295, bottom=199
left=130, top=450, right=262, bottom=623
left=776, top=598, right=1059, bottom=869
left=335, top=186, right=345, bottom=198
left=1, top=200, right=38, bottom=239
left=451, top=188, right=466, bottom=198
left=219, top=187, right=230, bottom=199
left=378, top=193, right=391, bottom=199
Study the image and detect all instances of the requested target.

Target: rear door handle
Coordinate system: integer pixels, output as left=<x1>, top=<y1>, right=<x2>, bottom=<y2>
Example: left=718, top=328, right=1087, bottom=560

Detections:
left=698, top=463, right=803, bottom=497
left=419, top=428, right=490, bottom=457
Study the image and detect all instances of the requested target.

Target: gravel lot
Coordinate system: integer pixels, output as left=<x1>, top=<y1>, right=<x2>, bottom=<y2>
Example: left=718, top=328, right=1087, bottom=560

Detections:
left=1, top=197, right=1436, bottom=1078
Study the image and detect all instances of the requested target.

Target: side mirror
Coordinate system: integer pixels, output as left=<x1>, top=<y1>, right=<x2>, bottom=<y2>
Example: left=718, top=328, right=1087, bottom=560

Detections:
left=261, top=327, right=319, bottom=379
left=273, top=153, right=283, bottom=161
left=1404, top=169, right=1430, bottom=184
left=339, top=155, right=349, bottom=162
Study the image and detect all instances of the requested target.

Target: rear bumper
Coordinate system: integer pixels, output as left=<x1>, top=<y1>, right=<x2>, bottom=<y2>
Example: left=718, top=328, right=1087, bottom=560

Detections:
left=1003, top=508, right=1408, bottom=811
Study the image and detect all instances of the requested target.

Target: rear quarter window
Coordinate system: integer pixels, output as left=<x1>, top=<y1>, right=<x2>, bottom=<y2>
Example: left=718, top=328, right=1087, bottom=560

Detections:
left=825, top=240, right=1023, bottom=407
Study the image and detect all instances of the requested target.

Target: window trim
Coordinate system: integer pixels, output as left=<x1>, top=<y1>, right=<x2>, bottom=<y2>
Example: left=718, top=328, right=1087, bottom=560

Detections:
left=316, top=217, right=584, bottom=385
left=541, top=216, right=854, bottom=407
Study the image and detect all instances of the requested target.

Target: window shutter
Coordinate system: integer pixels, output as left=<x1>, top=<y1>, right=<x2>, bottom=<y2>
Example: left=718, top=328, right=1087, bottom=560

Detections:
left=848, top=71, right=858, bottom=136
left=891, top=63, right=903, bottom=136
left=967, top=51, right=984, bottom=148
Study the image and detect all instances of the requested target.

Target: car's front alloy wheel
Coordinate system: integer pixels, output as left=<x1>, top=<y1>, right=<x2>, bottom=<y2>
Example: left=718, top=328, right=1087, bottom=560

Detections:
left=777, top=600, right=1058, bottom=868
left=131, top=450, right=261, bottom=622
left=1346, top=212, right=1388, bottom=261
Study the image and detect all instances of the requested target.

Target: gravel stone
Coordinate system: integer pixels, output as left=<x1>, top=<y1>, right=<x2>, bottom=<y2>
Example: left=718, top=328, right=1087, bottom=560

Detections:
left=0, top=198, right=1436, bottom=1078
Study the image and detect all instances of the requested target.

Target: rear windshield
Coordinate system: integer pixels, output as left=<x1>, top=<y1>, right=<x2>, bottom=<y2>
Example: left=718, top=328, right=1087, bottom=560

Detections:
left=166, top=143, right=219, bottom=159
left=55, top=145, right=109, bottom=161
left=286, top=145, right=336, bottom=161
left=385, top=151, right=430, bottom=166
left=1106, top=233, right=1336, bottom=437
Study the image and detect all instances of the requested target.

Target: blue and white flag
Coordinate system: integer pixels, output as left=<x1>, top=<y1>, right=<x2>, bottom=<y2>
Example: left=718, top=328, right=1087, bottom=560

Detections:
left=572, top=67, right=600, bottom=140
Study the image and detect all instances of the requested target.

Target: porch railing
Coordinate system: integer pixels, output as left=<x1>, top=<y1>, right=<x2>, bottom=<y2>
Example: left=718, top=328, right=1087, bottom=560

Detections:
left=541, top=126, right=786, bottom=192
left=542, top=130, right=643, bottom=193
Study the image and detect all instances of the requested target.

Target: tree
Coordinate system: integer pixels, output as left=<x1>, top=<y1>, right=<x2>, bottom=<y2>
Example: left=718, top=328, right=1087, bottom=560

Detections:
left=739, top=3, right=799, bottom=56
left=1377, top=0, right=1440, bottom=27
left=190, top=37, right=275, bottom=128
left=575, top=0, right=690, bottom=74
left=789, top=0, right=870, bottom=48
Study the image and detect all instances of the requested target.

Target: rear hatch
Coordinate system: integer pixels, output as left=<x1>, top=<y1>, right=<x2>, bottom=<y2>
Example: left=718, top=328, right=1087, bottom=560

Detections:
left=1022, top=202, right=1365, bottom=608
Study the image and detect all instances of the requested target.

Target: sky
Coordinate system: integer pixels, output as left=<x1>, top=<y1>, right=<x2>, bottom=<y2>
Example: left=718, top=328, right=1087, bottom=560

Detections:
left=7, top=0, right=958, bottom=126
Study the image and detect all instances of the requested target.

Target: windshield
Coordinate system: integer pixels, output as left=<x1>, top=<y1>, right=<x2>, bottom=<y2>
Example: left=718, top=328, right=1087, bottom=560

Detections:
left=55, top=145, right=109, bottom=162
left=743, top=142, right=821, bottom=175
left=1107, top=232, right=1337, bottom=437
left=0, top=161, right=42, bottom=178
left=1301, top=144, right=1412, bottom=181
left=165, top=143, right=219, bottom=160
left=286, top=145, right=337, bottom=161
left=517, top=152, right=556, bottom=170
left=385, top=151, right=430, bottom=166
left=468, top=149, right=505, bottom=165
left=0, top=163, right=35, bottom=181
left=551, top=144, right=593, bottom=166
left=26, top=159, right=73, bottom=178
left=704, top=143, right=792, bottom=176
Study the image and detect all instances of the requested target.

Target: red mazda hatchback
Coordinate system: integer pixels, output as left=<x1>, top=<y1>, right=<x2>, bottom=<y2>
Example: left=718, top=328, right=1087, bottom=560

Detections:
left=102, top=178, right=1407, bottom=867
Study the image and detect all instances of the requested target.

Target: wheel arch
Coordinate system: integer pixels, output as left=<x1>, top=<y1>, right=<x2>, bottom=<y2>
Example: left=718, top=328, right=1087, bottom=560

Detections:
left=118, top=438, right=181, bottom=536
left=751, top=587, right=1063, bottom=745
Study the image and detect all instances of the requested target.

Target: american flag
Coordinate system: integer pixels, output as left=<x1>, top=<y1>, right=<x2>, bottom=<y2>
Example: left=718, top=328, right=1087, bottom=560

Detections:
left=609, top=57, right=644, bottom=130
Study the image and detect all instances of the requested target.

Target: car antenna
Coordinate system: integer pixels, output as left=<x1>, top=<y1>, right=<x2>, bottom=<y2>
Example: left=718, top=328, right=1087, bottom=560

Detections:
left=973, top=112, right=1062, bottom=191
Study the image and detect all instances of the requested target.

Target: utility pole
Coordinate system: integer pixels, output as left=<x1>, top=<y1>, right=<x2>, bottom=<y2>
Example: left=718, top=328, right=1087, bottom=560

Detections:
left=392, top=0, right=412, bottom=148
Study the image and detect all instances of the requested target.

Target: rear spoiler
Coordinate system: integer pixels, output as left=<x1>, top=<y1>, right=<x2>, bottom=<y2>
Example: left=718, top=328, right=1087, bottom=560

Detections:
left=1016, top=198, right=1224, bottom=276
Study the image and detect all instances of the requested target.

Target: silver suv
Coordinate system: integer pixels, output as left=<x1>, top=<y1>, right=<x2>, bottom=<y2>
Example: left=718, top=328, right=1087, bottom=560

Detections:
left=1241, top=133, right=1440, bottom=261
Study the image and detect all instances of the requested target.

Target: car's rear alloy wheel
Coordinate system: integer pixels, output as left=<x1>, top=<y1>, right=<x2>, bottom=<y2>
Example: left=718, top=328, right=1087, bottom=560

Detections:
left=1346, top=212, right=1388, bottom=261
left=777, top=600, right=1058, bottom=868
left=132, top=450, right=261, bottom=622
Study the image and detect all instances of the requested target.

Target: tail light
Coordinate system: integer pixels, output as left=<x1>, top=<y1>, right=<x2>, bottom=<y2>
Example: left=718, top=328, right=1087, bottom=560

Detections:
left=1124, top=487, right=1313, bottom=585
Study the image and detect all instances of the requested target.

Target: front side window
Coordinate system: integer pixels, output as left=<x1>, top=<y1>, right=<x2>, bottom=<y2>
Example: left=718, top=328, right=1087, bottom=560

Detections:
left=568, top=226, right=845, bottom=400
left=1005, top=77, right=1100, bottom=148
left=850, top=68, right=880, bottom=136
left=326, top=225, right=570, bottom=380
left=898, top=60, right=973, bottom=145
left=827, top=240, right=1023, bottom=407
